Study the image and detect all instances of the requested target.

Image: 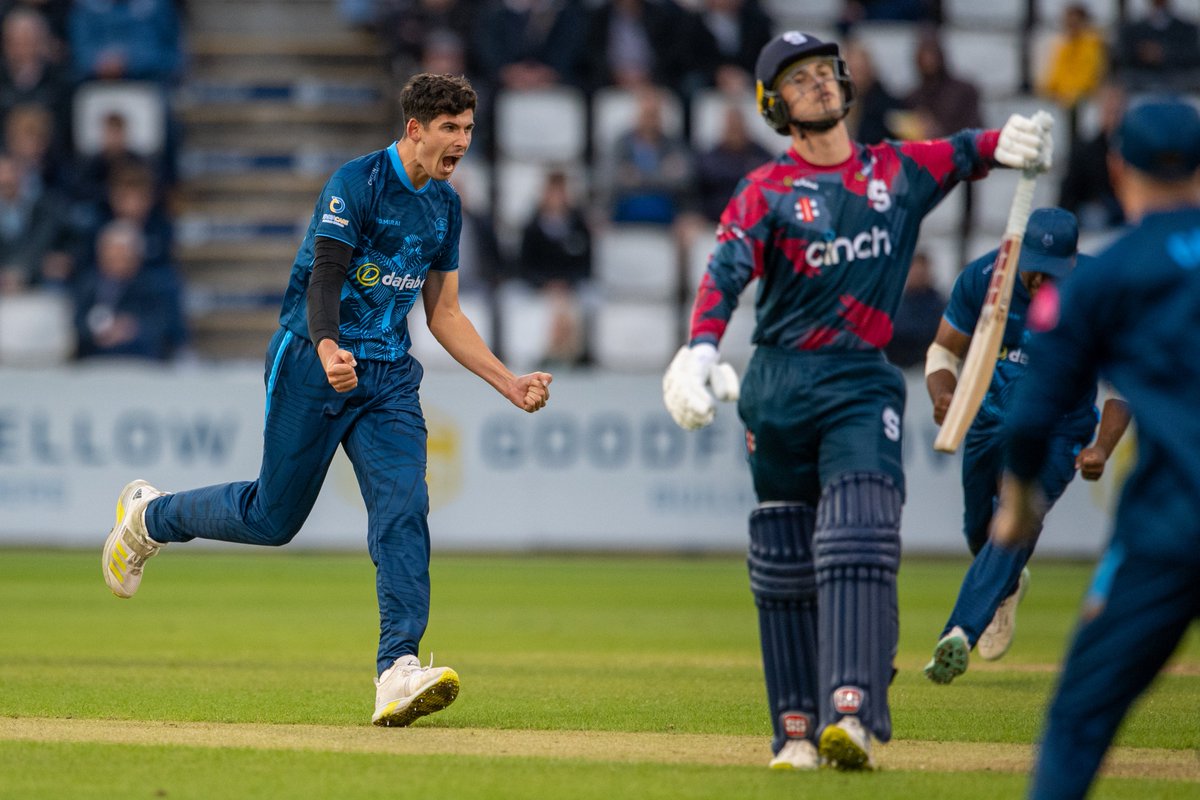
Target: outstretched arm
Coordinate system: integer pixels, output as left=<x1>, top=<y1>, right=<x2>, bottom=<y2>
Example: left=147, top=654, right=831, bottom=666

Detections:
left=423, top=269, right=551, bottom=412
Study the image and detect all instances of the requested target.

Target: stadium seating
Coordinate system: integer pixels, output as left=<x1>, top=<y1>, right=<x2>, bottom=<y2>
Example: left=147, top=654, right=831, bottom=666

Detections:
left=0, top=291, right=74, bottom=365
left=592, top=300, right=679, bottom=372
left=73, top=81, right=167, bottom=157
left=594, top=224, right=680, bottom=303
left=590, top=86, right=685, bottom=165
left=689, top=88, right=787, bottom=155
left=494, top=87, right=588, bottom=163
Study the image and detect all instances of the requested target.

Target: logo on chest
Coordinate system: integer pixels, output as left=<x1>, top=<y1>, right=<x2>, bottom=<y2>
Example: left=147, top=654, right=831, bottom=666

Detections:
left=794, top=196, right=820, bottom=223
left=867, top=179, right=891, bottom=212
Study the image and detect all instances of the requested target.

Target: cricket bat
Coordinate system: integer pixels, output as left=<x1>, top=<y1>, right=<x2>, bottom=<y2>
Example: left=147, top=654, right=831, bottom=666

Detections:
left=933, top=169, right=1039, bottom=454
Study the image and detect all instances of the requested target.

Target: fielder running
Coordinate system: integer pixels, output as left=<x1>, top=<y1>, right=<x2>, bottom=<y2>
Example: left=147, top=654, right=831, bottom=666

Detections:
left=994, top=97, right=1200, bottom=800
left=102, top=73, right=551, bottom=727
left=662, top=30, right=1053, bottom=770
left=923, top=207, right=1130, bottom=684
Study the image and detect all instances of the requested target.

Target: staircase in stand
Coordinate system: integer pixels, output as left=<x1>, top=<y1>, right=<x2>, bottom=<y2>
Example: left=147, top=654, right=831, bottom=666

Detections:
left=176, top=0, right=393, bottom=360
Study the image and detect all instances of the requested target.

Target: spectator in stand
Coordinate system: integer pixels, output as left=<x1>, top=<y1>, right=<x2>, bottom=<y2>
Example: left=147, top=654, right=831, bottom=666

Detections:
left=0, top=7, right=71, bottom=148
left=1037, top=3, right=1108, bottom=144
left=516, top=169, right=592, bottom=368
left=843, top=38, right=904, bottom=145
left=76, top=160, right=173, bottom=275
left=837, top=0, right=939, bottom=34
left=0, top=151, right=70, bottom=292
left=71, top=110, right=153, bottom=208
left=903, top=31, right=983, bottom=257
left=73, top=218, right=186, bottom=361
left=0, top=0, right=69, bottom=48
left=904, top=30, right=982, bottom=140
left=1112, top=0, right=1200, bottom=91
left=583, top=0, right=692, bottom=92
left=67, top=0, right=183, bottom=84
left=1059, top=80, right=1126, bottom=231
left=694, top=101, right=771, bottom=223
left=884, top=249, right=944, bottom=370
left=376, top=0, right=477, bottom=83
left=683, top=0, right=775, bottom=95
left=473, top=0, right=588, bottom=92
left=4, top=100, right=68, bottom=193
left=603, top=83, right=694, bottom=226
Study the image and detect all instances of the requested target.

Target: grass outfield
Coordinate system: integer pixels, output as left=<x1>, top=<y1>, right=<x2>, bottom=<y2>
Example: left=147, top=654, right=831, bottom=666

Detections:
left=0, top=549, right=1196, bottom=799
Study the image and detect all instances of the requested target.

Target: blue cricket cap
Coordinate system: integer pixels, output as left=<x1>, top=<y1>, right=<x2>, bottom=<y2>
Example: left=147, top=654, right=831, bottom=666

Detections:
left=1113, top=98, right=1200, bottom=181
left=1019, top=207, right=1078, bottom=279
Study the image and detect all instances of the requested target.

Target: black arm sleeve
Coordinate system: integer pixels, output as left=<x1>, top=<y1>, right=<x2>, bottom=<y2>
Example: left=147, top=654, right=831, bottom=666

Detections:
left=306, top=237, right=354, bottom=346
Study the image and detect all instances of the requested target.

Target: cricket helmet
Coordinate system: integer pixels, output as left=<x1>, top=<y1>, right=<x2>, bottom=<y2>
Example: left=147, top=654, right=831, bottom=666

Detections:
left=755, top=31, right=855, bottom=135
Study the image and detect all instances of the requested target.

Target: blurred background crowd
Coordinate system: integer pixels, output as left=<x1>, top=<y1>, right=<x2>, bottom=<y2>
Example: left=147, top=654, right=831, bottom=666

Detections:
left=0, top=0, right=1196, bottom=374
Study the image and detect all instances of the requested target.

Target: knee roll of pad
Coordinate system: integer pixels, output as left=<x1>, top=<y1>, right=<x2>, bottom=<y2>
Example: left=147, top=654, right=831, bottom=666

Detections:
left=749, top=503, right=817, bottom=603
left=749, top=503, right=819, bottom=750
left=814, top=472, right=902, bottom=743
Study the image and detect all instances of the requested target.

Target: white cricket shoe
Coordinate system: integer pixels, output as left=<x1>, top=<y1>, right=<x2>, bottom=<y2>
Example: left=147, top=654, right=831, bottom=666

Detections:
left=924, top=625, right=970, bottom=684
left=977, top=567, right=1030, bottom=661
left=769, top=738, right=820, bottom=770
left=818, top=715, right=876, bottom=771
left=102, top=479, right=166, bottom=599
left=372, top=655, right=460, bottom=727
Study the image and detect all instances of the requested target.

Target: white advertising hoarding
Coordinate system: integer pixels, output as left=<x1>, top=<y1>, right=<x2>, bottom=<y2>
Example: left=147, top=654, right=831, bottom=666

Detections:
left=0, top=364, right=1126, bottom=555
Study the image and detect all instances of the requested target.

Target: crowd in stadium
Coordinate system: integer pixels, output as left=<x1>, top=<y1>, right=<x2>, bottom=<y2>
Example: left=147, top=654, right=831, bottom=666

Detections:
left=0, top=0, right=1197, bottom=367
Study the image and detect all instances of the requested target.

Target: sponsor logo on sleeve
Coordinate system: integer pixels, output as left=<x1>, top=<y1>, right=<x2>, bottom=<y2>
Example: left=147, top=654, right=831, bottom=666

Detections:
left=322, top=196, right=350, bottom=227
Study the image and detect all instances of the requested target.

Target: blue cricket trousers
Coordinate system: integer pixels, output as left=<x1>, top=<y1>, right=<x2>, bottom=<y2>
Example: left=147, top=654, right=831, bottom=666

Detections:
left=146, top=328, right=432, bottom=674
left=1030, top=547, right=1200, bottom=799
left=940, top=426, right=1083, bottom=642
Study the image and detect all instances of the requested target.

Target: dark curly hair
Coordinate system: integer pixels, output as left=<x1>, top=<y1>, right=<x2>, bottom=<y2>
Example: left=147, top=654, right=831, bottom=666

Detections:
left=398, top=73, right=477, bottom=132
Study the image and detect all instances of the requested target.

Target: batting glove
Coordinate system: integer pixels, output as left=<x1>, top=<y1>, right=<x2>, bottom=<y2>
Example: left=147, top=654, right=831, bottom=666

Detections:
left=995, top=111, right=1054, bottom=172
left=662, top=343, right=740, bottom=431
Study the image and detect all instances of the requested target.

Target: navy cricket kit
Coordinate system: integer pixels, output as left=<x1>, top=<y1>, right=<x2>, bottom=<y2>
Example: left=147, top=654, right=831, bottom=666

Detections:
left=146, top=143, right=462, bottom=673
left=692, top=128, right=1000, bottom=501
left=937, top=251, right=1098, bottom=643
left=1008, top=207, right=1200, bottom=800
left=946, top=250, right=1097, bottom=552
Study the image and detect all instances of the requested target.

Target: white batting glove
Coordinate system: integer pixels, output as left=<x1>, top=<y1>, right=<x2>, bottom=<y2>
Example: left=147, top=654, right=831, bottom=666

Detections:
left=995, top=111, right=1054, bottom=172
left=662, top=343, right=740, bottom=431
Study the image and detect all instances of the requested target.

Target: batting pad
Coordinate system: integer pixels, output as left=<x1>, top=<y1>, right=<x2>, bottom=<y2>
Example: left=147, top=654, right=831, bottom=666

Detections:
left=815, top=472, right=902, bottom=743
left=749, top=502, right=819, bottom=752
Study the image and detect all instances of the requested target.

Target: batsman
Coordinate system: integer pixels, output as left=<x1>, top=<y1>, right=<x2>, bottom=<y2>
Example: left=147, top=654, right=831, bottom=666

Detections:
left=662, top=30, right=1053, bottom=770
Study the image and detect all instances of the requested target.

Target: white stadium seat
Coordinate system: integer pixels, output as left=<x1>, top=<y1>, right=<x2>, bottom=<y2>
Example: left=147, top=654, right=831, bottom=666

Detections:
left=944, top=0, right=1024, bottom=29
left=591, top=86, right=684, bottom=164
left=592, top=300, right=678, bottom=371
left=850, top=23, right=922, bottom=97
left=0, top=291, right=74, bottom=365
left=689, top=88, right=786, bottom=155
left=594, top=224, right=679, bottom=302
left=493, top=159, right=588, bottom=248
left=942, top=30, right=1022, bottom=99
left=494, top=87, right=588, bottom=163
left=73, top=81, right=166, bottom=156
